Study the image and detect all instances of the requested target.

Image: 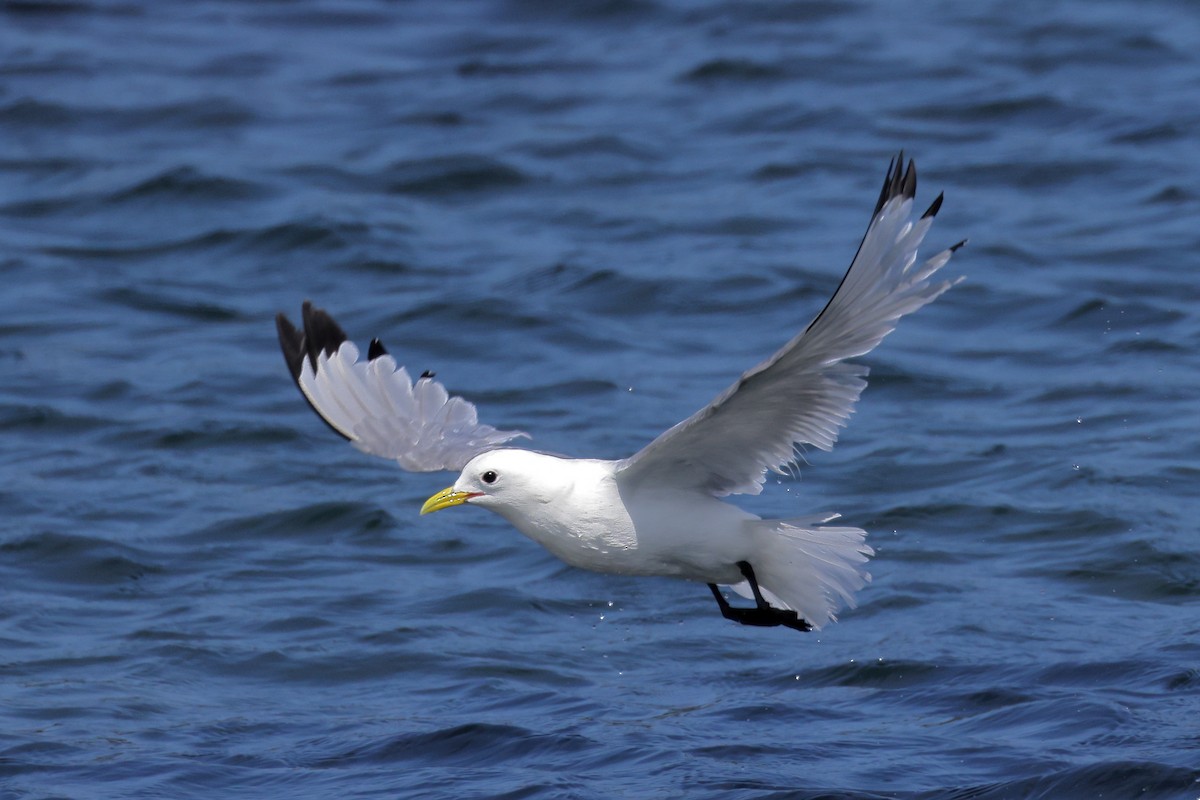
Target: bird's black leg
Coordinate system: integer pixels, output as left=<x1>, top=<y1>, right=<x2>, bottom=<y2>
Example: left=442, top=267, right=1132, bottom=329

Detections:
left=738, top=561, right=774, bottom=610
left=734, top=561, right=772, bottom=609
left=707, top=582, right=780, bottom=627
left=705, top=562, right=813, bottom=632
left=737, top=561, right=813, bottom=631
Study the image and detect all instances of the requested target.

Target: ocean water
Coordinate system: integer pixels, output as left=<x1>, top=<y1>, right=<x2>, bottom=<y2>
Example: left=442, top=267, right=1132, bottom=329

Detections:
left=2, top=0, right=1199, bottom=797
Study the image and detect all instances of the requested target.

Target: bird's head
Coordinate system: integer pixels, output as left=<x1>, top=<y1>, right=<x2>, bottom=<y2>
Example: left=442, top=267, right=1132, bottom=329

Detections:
left=420, top=449, right=559, bottom=517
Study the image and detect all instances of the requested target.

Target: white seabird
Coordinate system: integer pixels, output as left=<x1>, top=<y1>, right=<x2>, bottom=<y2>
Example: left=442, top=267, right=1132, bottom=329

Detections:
left=276, top=154, right=964, bottom=632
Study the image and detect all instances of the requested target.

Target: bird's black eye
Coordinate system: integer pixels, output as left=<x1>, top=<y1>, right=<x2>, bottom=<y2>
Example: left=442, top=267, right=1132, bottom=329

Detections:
left=481, top=470, right=498, bottom=484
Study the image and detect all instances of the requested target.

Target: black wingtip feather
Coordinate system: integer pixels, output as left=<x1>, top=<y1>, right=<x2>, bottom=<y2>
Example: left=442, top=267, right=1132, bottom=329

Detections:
left=921, top=192, right=944, bottom=219
left=872, top=154, right=898, bottom=216
left=902, top=157, right=917, bottom=200
left=276, top=302, right=357, bottom=443
left=367, top=338, right=388, bottom=360
left=808, top=152, right=942, bottom=338
left=300, top=301, right=348, bottom=372
left=949, top=238, right=968, bottom=253
left=872, top=151, right=918, bottom=216
left=275, top=312, right=306, bottom=383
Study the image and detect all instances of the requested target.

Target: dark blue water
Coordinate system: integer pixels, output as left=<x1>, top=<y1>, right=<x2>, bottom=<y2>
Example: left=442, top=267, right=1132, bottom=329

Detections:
left=3, top=1, right=1199, bottom=797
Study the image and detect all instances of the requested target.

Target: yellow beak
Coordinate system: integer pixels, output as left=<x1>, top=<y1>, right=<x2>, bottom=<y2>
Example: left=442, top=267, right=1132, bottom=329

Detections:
left=420, top=487, right=477, bottom=516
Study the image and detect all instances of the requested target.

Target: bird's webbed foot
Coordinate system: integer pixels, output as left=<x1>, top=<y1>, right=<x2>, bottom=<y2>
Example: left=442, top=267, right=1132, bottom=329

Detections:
left=706, top=561, right=813, bottom=633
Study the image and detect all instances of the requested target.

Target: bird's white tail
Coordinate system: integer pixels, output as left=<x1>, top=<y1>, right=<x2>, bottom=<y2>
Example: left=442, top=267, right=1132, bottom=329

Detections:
left=731, top=514, right=873, bottom=629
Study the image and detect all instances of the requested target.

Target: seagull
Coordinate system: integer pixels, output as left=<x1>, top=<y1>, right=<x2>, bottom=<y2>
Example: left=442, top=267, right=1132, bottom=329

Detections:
left=275, top=154, right=964, bottom=633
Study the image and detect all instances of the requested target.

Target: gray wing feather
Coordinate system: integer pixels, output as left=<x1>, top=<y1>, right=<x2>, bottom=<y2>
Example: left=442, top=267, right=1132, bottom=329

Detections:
left=616, top=155, right=964, bottom=496
left=276, top=303, right=528, bottom=472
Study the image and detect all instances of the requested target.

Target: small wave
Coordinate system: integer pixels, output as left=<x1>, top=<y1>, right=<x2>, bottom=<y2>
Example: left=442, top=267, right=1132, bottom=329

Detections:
left=952, top=760, right=1200, bottom=799
left=1146, top=184, right=1192, bottom=204
left=130, top=421, right=297, bottom=451
left=2, top=0, right=106, bottom=17
left=509, top=378, right=619, bottom=401
left=751, top=160, right=822, bottom=182
left=180, top=502, right=397, bottom=544
left=245, top=6, right=394, bottom=29
left=901, top=93, right=1085, bottom=126
left=514, top=261, right=786, bottom=319
left=122, top=96, right=257, bottom=131
left=98, top=287, right=240, bottom=321
left=0, top=154, right=90, bottom=179
left=0, top=97, right=76, bottom=128
left=0, top=95, right=254, bottom=134
left=456, top=59, right=590, bottom=78
left=107, top=166, right=272, bottom=204
left=318, top=722, right=592, bottom=768
left=44, top=218, right=367, bottom=262
left=384, top=155, right=529, bottom=196
left=0, top=403, right=108, bottom=435
left=392, top=297, right=552, bottom=338
left=802, top=657, right=958, bottom=690
left=241, top=219, right=370, bottom=254
left=501, top=0, right=661, bottom=23
left=679, top=58, right=788, bottom=84
left=393, top=109, right=468, bottom=126
left=1035, top=539, right=1200, bottom=602
left=714, top=104, right=865, bottom=135
left=1106, top=336, right=1186, bottom=354
left=523, top=134, right=658, bottom=162
left=286, top=152, right=533, bottom=200
left=683, top=1, right=853, bottom=25
left=948, top=692, right=1132, bottom=743
left=0, top=530, right=163, bottom=589
left=1049, top=296, right=1184, bottom=331
left=690, top=214, right=794, bottom=237
left=1110, top=121, right=1188, bottom=145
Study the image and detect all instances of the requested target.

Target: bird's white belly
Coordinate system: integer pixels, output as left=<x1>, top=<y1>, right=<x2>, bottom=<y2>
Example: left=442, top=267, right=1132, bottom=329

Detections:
left=495, top=478, right=754, bottom=584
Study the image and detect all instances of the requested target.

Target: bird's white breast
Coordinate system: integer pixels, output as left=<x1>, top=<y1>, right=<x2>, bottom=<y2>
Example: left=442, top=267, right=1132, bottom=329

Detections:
left=492, top=458, right=640, bottom=570
left=491, top=455, right=751, bottom=582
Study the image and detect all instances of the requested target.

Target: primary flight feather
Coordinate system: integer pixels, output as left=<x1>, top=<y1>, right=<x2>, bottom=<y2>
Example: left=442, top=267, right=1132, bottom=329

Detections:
left=276, top=154, right=964, bottom=632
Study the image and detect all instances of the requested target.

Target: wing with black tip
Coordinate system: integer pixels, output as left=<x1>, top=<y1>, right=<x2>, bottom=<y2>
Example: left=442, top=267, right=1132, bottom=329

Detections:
left=617, top=154, right=965, bottom=496
left=276, top=302, right=529, bottom=472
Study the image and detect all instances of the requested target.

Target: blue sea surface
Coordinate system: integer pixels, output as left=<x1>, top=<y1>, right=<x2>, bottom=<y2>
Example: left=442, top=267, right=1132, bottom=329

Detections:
left=2, top=1, right=1199, bottom=797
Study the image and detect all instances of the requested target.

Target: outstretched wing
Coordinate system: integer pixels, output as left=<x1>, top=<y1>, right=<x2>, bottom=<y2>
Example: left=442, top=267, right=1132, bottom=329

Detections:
left=616, top=155, right=964, bottom=496
left=276, top=302, right=528, bottom=472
